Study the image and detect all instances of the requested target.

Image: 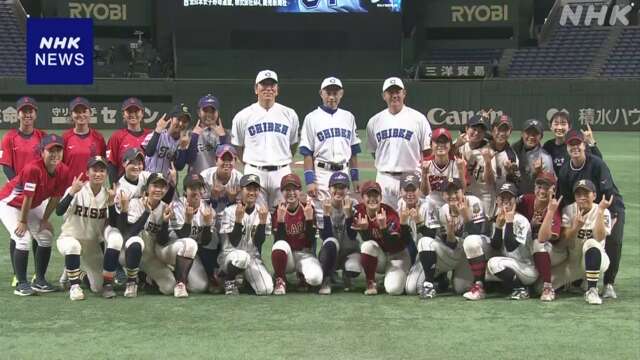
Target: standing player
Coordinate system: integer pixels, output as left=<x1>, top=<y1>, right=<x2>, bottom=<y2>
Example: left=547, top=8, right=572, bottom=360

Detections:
left=231, top=70, right=299, bottom=209
left=185, top=94, right=228, bottom=176
left=299, top=77, right=361, bottom=224
left=366, top=77, right=431, bottom=210
left=317, top=172, right=360, bottom=294
left=420, top=127, right=465, bottom=209
left=62, top=97, right=107, bottom=179
left=143, top=103, right=191, bottom=177
left=352, top=180, right=410, bottom=295
left=55, top=156, right=115, bottom=300
left=488, top=115, right=520, bottom=189
left=1, top=96, right=46, bottom=285
left=271, top=174, right=322, bottom=295
left=511, top=119, right=553, bottom=194
left=219, top=174, right=273, bottom=296
left=106, top=97, right=151, bottom=184
left=554, top=180, right=613, bottom=305
left=0, top=134, right=69, bottom=295
left=486, top=183, right=536, bottom=300
left=543, top=111, right=602, bottom=176
left=558, top=130, right=624, bottom=299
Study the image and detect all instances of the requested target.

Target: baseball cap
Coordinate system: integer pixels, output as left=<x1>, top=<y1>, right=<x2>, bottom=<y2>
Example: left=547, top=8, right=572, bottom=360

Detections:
left=122, top=147, right=145, bottom=164
left=240, top=174, right=261, bottom=187
left=564, top=129, right=584, bottom=144
left=121, top=97, right=144, bottom=111
left=146, top=173, right=168, bottom=187
left=170, top=103, right=192, bottom=121
left=573, top=179, right=596, bottom=193
left=198, top=94, right=220, bottom=110
left=280, top=173, right=302, bottom=190
left=320, top=77, right=343, bottom=90
left=432, top=128, right=452, bottom=142
left=523, top=119, right=544, bottom=135
left=467, top=114, right=488, bottom=129
left=87, top=156, right=108, bottom=168
left=69, top=97, right=91, bottom=112
left=16, top=96, right=38, bottom=112
left=40, top=134, right=64, bottom=151
left=493, top=115, right=513, bottom=129
left=400, top=174, right=420, bottom=191
left=445, top=178, right=463, bottom=193
left=216, top=144, right=237, bottom=158
left=255, top=70, right=278, bottom=84
left=183, top=173, right=205, bottom=191
left=497, top=182, right=518, bottom=197
left=360, top=180, right=382, bottom=196
left=382, top=77, right=404, bottom=92
left=329, top=172, right=350, bottom=187
left=535, top=171, right=557, bottom=186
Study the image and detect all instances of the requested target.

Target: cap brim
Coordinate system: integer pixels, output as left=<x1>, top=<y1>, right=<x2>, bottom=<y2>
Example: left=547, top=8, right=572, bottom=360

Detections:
left=124, top=154, right=145, bottom=164
left=383, top=85, right=403, bottom=92
left=573, top=185, right=593, bottom=193
left=44, top=143, right=64, bottom=150
left=18, top=104, right=37, bottom=111
left=282, top=181, right=301, bottom=189
left=123, top=104, right=142, bottom=111
left=242, top=181, right=260, bottom=187
left=150, top=178, right=168, bottom=186
left=89, top=160, right=108, bottom=168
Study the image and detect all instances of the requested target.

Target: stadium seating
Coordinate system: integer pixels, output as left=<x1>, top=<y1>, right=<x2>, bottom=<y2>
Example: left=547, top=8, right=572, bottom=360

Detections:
left=601, top=27, right=640, bottom=77
left=0, top=1, right=25, bottom=77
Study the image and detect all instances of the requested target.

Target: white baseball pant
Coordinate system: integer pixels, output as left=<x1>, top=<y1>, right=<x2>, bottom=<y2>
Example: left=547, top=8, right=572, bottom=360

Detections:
left=244, top=164, right=291, bottom=209
left=220, top=250, right=274, bottom=295
left=56, top=235, right=105, bottom=292
left=360, top=240, right=411, bottom=295
left=272, top=240, right=323, bottom=286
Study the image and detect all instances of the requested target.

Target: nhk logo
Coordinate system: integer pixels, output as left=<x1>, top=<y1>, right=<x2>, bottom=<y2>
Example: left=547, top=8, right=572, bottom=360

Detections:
left=27, top=18, right=93, bottom=85
left=560, top=4, right=632, bottom=26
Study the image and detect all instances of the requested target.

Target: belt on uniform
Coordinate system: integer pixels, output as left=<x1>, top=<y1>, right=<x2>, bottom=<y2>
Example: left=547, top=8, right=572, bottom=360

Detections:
left=317, top=161, right=345, bottom=171
left=382, top=171, right=406, bottom=176
left=248, top=163, right=286, bottom=172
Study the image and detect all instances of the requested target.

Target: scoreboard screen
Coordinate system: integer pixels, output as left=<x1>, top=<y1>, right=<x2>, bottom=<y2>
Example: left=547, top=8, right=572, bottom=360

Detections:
left=181, top=0, right=402, bottom=13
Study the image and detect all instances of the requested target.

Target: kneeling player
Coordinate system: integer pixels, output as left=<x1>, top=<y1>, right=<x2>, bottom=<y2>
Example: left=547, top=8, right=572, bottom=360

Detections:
left=485, top=183, right=536, bottom=300
left=56, top=157, right=115, bottom=300
left=317, top=172, right=360, bottom=294
left=554, top=180, right=613, bottom=305
left=218, top=174, right=272, bottom=295
left=352, top=181, right=410, bottom=296
left=271, top=174, right=322, bottom=295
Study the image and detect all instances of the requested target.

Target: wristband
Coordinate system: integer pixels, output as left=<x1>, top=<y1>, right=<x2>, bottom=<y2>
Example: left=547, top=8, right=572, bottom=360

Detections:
left=350, top=168, right=359, bottom=182
left=304, top=170, right=316, bottom=185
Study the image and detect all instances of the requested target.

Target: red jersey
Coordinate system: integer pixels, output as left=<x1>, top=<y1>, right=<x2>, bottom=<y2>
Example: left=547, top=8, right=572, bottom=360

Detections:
left=62, top=128, right=107, bottom=178
left=353, top=203, right=403, bottom=254
left=272, top=203, right=315, bottom=251
left=0, top=129, right=46, bottom=175
left=517, top=194, right=561, bottom=240
left=106, top=128, right=150, bottom=175
left=0, top=159, right=70, bottom=209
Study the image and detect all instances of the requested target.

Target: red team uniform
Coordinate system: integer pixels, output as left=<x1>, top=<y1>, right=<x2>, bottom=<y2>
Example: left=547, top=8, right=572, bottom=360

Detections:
left=0, top=129, right=46, bottom=176
left=272, top=204, right=315, bottom=251
left=0, top=158, right=70, bottom=209
left=106, top=128, right=150, bottom=176
left=517, top=194, right=562, bottom=240
left=353, top=203, right=403, bottom=254
left=62, top=128, right=107, bottom=178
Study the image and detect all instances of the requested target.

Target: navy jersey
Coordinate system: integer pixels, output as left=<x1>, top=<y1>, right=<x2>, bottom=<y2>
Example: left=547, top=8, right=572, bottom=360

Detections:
left=543, top=139, right=603, bottom=176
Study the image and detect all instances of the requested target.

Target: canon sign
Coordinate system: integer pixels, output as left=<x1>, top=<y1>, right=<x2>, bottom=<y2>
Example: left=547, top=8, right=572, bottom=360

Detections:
left=426, top=108, right=505, bottom=126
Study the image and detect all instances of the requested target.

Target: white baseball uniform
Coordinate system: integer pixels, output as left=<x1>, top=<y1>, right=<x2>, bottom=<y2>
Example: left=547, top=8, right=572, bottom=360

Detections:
left=231, top=102, right=299, bottom=208
left=424, top=159, right=461, bottom=208
left=56, top=184, right=110, bottom=293
left=200, top=166, right=243, bottom=209
left=551, top=203, right=611, bottom=289
left=366, top=105, right=431, bottom=209
left=219, top=203, right=273, bottom=295
left=299, top=106, right=361, bottom=225
left=491, top=147, right=520, bottom=190
left=459, top=142, right=495, bottom=216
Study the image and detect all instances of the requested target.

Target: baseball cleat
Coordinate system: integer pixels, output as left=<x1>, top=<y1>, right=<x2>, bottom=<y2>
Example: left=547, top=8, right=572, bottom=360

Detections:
left=124, top=281, right=138, bottom=298
left=540, top=285, right=556, bottom=302
left=463, top=283, right=485, bottom=301
left=585, top=287, right=602, bottom=305
left=69, top=284, right=85, bottom=301
left=14, top=282, right=36, bottom=296
left=342, top=272, right=353, bottom=292
left=509, top=287, right=530, bottom=300
left=224, top=280, right=239, bottom=295
left=102, top=283, right=116, bottom=299
left=364, top=280, right=378, bottom=295
left=318, top=278, right=331, bottom=295
left=274, top=277, right=287, bottom=295
left=11, top=275, right=17, bottom=287
left=419, top=281, right=436, bottom=300
left=602, top=284, right=617, bottom=299
left=31, top=279, right=58, bottom=293
left=114, top=267, right=127, bottom=286
left=174, top=282, right=189, bottom=298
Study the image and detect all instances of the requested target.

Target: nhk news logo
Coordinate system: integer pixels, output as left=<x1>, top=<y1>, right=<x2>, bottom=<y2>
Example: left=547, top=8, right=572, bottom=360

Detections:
left=26, top=18, right=93, bottom=85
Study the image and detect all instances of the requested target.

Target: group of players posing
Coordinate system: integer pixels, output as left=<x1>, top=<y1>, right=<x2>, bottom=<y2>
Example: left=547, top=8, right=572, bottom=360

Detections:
left=0, top=70, right=625, bottom=305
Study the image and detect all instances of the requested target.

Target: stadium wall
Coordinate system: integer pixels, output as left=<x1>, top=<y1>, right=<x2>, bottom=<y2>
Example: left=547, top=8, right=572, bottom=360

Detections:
left=0, top=77, right=639, bottom=131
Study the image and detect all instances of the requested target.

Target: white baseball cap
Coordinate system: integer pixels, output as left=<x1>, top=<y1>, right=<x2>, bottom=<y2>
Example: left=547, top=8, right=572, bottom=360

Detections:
left=255, top=70, right=278, bottom=84
left=382, top=77, right=405, bottom=92
left=320, top=77, right=343, bottom=89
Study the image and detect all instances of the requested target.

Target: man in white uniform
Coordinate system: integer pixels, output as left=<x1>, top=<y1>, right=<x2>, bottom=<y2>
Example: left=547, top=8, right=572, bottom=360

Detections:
left=366, top=77, right=431, bottom=210
left=231, top=70, right=299, bottom=209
